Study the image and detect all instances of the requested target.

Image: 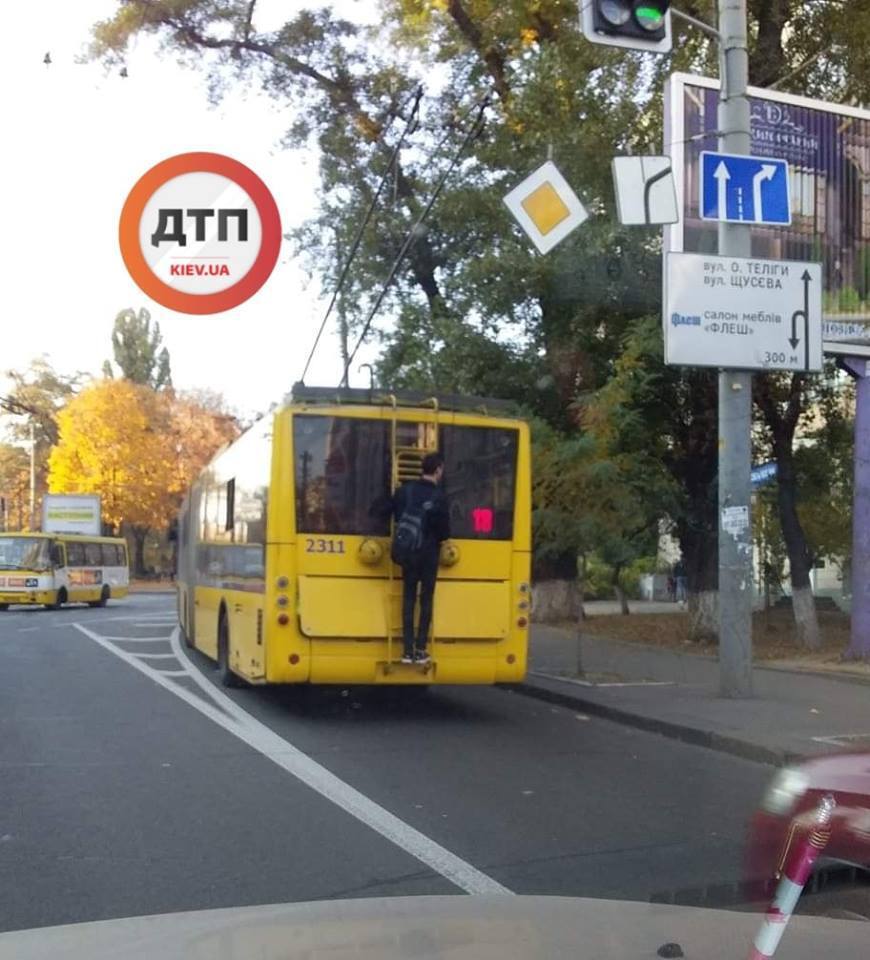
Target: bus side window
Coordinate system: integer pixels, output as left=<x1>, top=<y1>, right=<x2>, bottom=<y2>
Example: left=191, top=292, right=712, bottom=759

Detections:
left=67, top=542, right=85, bottom=566
left=84, top=543, right=102, bottom=567
left=50, top=543, right=65, bottom=568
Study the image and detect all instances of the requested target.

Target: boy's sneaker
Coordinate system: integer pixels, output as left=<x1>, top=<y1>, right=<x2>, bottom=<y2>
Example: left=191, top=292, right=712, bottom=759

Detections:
left=400, top=652, right=415, bottom=665
left=414, top=649, right=431, bottom=665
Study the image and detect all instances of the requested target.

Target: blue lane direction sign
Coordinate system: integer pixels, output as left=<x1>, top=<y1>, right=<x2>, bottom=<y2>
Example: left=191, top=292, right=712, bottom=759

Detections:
left=700, top=152, right=791, bottom=226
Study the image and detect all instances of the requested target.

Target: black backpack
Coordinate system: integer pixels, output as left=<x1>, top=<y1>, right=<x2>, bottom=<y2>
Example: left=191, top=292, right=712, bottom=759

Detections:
left=391, top=486, right=433, bottom=566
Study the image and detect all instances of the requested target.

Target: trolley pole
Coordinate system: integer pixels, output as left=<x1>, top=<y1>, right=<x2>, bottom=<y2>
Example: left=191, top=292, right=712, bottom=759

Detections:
left=717, top=0, right=753, bottom=696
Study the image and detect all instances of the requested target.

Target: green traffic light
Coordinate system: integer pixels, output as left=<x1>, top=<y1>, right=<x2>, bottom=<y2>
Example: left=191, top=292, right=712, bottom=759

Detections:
left=634, top=4, right=666, bottom=31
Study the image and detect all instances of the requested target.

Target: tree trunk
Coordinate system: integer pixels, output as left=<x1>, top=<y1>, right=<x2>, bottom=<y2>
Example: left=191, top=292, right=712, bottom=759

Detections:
left=531, top=579, right=583, bottom=623
left=531, top=550, right=581, bottom=623
left=131, top=525, right=148, bottom=577
left=791, top=585, right=819, bottom=650
left=776, top=451, right=821, bottom=650
left=677, top=501, right=719, bottom=643
left=689, top=590, right=719, bottom=645
left=612, top=564, right=630, bottom=615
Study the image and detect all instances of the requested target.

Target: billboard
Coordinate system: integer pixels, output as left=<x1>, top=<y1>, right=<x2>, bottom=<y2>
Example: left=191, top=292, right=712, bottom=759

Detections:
left=665, top=73, right=870, bottom=354
left=42, top=494, right=101, bottom=536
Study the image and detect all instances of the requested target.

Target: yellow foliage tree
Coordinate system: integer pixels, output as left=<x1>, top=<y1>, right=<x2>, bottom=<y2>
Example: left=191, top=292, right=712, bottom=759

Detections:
left=48, top=380, right=238, bottom=573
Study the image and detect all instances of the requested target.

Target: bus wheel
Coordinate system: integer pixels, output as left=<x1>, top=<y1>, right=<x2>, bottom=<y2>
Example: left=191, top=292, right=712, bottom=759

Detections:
left=88, top=586, right=110, bottom=608
left=44, top=588, right=67, bottom=611
left=217, top=611, right=243, bottom=688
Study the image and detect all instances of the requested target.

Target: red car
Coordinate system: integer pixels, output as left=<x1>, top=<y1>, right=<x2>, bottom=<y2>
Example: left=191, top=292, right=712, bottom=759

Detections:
left=746, top=752, right=870, bottom=901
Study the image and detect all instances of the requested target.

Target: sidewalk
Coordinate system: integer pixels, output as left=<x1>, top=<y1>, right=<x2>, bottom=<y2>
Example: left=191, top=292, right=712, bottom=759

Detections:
left=521, top=625, right=870, bottom=766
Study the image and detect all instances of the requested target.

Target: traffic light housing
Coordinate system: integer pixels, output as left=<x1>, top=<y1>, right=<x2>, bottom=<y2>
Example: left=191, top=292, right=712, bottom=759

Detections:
left=581, top=1, right=672, bottom=54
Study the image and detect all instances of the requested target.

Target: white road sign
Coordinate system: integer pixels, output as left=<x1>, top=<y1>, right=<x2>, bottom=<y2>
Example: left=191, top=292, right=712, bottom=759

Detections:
left=503, top=161, right=588, bottom=255
left=822, top=319, right=870, bottom=359
left=665, top=252, right=823, bottom=372
left=612, top=156, right=678, bottom=226
left=42, top=494, right=101, bottom=536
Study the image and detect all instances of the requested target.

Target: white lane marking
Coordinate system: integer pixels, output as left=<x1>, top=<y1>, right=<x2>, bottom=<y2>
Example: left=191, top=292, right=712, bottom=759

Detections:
left=531, top=671, right=674, bottom=688
left=132, top=653, right=177, bottom=660
left=73, top=622, right=511, bottom=897
left=153, top=669, right=190, bottom=677
left=99, top=636, right=173, bottom=643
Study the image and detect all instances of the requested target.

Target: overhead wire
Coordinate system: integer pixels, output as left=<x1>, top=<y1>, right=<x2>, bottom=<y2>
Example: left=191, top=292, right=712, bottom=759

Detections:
left=299, top=85, right=424, bottom=385
left=340, top=94, right=490, bottom=387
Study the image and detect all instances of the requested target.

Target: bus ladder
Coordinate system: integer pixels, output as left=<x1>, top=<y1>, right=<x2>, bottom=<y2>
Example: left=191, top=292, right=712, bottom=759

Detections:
left=384, top=397, right=440, bottom=673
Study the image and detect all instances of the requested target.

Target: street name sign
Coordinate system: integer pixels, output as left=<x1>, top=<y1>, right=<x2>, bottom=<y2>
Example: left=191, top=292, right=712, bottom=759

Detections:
left=612, top=156, right=679, bottom=225
left=503, top=161, right=588, bottom=255
left=665, top=252, right=822, bottom=372
left=700, top=152, right=791, bottom=225
left=751, top=462, right=778, bottom=486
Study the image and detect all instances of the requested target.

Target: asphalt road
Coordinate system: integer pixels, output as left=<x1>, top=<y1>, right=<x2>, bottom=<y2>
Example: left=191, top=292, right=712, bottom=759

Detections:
left=0, top=594, right=773, bottom=933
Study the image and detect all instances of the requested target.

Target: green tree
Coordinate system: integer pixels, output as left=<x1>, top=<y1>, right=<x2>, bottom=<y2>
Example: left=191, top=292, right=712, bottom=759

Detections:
left=1, top=358, right=83, bottom=528
left=103, top=308, right=172, bottom=389
left=89, top=0, right=870, bottom=642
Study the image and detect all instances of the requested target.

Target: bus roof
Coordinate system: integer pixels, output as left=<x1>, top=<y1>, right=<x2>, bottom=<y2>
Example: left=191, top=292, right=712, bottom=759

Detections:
left=0, top=532, right=125, bottom=543
left=288, top=383, right=518, bottom=416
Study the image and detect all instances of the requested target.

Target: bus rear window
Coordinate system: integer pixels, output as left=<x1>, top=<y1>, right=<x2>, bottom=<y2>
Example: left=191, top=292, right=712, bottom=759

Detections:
left=440, top=426, right=518, bottom=540
left=294, top=416, right=391, bottom=535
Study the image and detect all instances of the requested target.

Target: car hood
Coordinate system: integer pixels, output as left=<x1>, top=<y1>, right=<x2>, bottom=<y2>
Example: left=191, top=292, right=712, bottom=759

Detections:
left=0, top=895, right=864, bottom=960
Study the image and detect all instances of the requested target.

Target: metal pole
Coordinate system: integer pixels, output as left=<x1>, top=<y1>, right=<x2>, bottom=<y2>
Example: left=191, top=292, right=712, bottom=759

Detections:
left=845, top=360, right=870, bottom=657
left=29, top=421, right=36, bottom=532
left=717, top=0, right=753, bottom=696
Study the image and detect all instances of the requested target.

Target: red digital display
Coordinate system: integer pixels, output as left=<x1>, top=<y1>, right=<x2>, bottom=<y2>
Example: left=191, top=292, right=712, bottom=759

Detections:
left=472, top=507, right=494, bottom=534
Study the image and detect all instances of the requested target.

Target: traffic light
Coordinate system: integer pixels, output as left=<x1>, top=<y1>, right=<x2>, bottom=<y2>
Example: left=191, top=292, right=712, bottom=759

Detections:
left=581, top=1, right=672, bottom=54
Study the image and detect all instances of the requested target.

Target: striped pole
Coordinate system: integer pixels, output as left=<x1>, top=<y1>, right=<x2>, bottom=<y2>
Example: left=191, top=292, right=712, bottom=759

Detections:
left=748, top=794, right=836, bottom=960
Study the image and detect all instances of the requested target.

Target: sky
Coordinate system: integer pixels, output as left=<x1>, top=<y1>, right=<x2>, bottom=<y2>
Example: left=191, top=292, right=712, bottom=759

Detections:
left=0, top=0, right=383, bottom=422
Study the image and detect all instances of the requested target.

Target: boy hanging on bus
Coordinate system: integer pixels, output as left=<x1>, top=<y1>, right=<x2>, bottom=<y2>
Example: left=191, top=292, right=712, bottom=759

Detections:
left=389, top=452, right=450, bottom=665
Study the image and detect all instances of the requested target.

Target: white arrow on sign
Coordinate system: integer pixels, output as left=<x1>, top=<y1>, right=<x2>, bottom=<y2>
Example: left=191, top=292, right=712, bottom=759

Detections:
left=714, top=161, right=730, bottom=218
left=752, top=164, right=778, bottom=223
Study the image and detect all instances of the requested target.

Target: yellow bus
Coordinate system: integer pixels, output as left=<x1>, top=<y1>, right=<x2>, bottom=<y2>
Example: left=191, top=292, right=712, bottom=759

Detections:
left=176, top=385, right=531, bottom=687
left=0, top=533, right=129, bottom=610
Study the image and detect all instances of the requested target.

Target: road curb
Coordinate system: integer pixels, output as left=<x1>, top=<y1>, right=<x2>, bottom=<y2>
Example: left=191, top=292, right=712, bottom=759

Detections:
left=511, top=677, right=799, bottom=767
left=556, top=629, right=870, bottom=689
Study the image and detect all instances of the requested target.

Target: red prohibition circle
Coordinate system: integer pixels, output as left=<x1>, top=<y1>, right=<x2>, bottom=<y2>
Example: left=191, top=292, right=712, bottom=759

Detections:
left=119, top=152, right=282, bottom=315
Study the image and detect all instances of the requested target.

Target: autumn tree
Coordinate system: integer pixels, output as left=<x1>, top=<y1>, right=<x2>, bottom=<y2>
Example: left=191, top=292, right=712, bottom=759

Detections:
left=48, top=381, right=237, bottom=574
left=102, top=307, right=172, bottom=389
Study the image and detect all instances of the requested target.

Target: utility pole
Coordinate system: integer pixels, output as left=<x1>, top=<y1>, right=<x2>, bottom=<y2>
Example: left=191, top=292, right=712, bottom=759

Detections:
left=717, top=0, right=753, bottom=696
left=29, top=421, right=36, bottom=532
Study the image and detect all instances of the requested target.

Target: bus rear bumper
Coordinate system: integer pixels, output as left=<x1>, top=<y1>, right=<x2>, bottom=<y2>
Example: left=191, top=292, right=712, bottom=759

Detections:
left=299, top=647, right=527, bottom=685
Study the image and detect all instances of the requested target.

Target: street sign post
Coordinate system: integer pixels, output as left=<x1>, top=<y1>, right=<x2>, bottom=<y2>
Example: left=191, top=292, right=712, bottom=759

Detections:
left=612, top=156, right=678, bottom=225
left=503, top=160, right=588, bottom=255
left=700, top=152, right=791, bottom=225
left=665, top=252, right=822, bottom=372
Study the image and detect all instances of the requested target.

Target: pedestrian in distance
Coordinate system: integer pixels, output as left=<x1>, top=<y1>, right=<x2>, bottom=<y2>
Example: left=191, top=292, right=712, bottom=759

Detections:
left=390, top=452, right=450, bottom=665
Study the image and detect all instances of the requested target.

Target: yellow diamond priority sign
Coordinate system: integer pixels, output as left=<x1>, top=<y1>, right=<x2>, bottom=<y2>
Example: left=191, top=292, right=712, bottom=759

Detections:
left=503, top=161, right=588, bottom=254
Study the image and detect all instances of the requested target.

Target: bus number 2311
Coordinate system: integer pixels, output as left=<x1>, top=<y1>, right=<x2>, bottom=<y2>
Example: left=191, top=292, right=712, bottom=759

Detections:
left=305, top=538, right=346, bottom=554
